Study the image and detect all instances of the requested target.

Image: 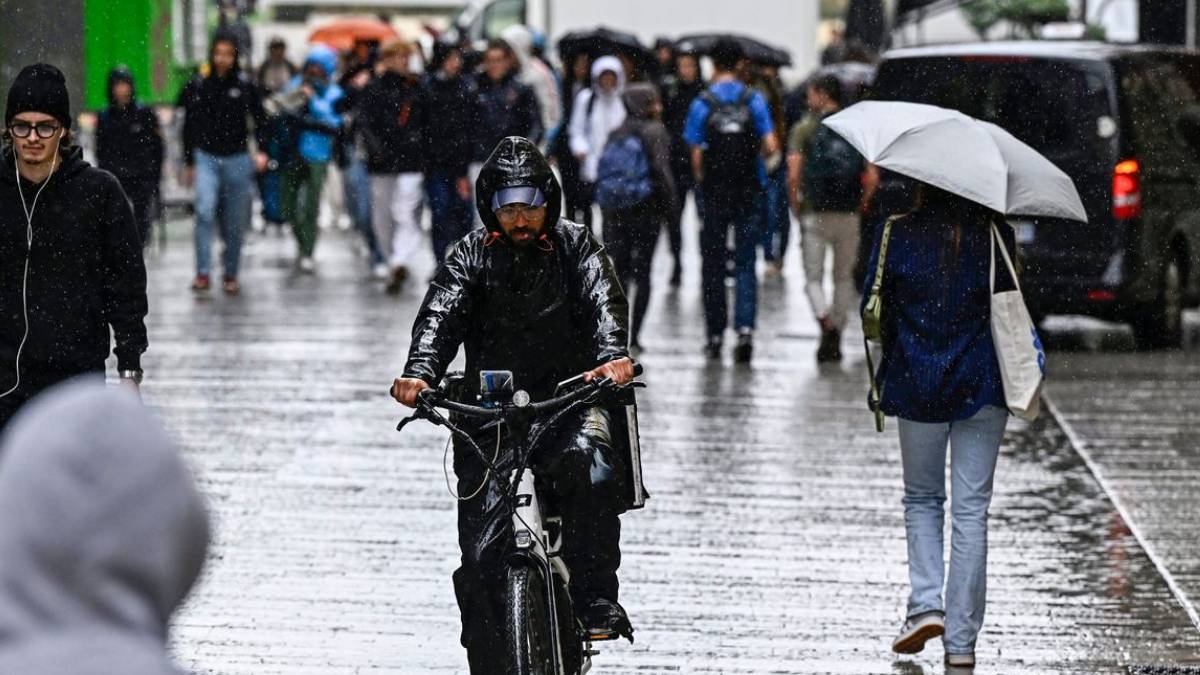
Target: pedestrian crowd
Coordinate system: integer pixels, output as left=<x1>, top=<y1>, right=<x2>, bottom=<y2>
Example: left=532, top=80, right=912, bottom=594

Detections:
left=136, top=27, right=883, bottom=364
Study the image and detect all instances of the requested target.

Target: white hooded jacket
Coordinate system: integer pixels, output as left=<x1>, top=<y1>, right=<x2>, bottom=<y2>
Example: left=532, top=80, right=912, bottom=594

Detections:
left=568, top=56, right=627, bottom=183
left=501, top=25, right=562, bottom=142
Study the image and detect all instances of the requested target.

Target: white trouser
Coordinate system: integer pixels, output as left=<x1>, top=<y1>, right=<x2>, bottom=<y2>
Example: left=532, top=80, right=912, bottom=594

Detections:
left=801, top=210, right=861, bottom=329
left=370, top=172, right=425, bottom=269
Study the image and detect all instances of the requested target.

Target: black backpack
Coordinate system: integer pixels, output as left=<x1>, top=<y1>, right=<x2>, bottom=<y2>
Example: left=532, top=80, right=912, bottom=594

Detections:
left=803, top=121, right=865, bottom=212
left=700, top=88, right=760, bottom=193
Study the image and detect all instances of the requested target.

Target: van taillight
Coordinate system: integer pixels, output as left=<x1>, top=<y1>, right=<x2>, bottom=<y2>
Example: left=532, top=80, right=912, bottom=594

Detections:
left=1113, top=159, right=1141, bottom=220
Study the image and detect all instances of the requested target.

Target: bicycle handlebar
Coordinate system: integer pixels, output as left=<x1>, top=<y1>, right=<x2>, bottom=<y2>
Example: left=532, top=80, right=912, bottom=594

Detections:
left=396, top=362, right=643, bottom=433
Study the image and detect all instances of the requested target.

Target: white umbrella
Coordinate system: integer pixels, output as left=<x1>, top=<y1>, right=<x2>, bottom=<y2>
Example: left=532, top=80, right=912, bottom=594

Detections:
left=822, top=101, right=1088, bottom=222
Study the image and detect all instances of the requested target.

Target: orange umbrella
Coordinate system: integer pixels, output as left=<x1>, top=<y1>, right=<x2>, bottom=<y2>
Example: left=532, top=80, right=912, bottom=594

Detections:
left=309, top=19, right=398, bottom=51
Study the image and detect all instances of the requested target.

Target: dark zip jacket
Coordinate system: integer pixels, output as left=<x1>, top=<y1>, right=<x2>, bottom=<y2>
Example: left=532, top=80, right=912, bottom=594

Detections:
left=472, top=72, right=542, bottom=162
left=358, top=72, right=427, bottom=174
left=96, top=69, right=163, bottom=182
left=0, top=148, right=148, bottom=375
left=403, top=137, right=628, bottom=399
left=422, top=71, right=478, bottom=176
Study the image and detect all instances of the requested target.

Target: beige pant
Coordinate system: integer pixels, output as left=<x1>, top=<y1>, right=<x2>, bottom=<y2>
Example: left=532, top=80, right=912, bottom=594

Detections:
left=801, top=211, right=861, bottom=329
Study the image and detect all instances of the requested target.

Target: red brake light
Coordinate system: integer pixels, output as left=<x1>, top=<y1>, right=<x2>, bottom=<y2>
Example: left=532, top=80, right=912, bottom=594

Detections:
left=1113, top=159, right=1141, bottom=220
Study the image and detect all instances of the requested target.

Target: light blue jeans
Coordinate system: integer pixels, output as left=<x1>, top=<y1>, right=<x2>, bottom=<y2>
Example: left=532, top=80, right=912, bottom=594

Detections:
left=898, top=404, right=1008, bottom=655
left=194, top=150, right=253, bottom=278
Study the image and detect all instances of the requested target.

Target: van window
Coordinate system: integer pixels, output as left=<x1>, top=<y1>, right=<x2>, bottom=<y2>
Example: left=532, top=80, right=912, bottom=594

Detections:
left=872, top=57, right=1113, bottom=164
left=482, top=0, right=525, bottom=42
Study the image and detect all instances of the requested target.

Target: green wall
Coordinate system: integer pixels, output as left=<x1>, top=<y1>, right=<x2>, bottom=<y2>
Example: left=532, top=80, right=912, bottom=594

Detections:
left=84, top=0, right=193, bottom=110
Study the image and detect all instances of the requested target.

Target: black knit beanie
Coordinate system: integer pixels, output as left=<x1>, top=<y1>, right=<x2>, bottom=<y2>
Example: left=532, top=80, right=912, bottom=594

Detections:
left=6, top=63, right=72, bottom=129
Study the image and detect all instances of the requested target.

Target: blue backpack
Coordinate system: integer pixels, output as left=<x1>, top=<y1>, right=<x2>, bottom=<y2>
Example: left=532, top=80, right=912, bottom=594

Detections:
left=594, top=132, right=654, bottom=212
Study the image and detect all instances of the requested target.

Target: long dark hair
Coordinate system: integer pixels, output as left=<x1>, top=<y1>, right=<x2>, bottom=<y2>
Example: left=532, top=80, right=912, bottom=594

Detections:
left=911, top=183, right=1001, bottom=274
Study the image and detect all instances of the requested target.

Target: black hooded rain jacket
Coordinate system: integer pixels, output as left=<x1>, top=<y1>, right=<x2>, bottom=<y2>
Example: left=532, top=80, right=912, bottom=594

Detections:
left=403, top=136, right=629, bottom=398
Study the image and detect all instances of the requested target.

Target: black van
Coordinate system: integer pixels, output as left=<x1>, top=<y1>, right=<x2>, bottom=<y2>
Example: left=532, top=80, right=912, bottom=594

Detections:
left=870, top=41, right=1200, bottom=349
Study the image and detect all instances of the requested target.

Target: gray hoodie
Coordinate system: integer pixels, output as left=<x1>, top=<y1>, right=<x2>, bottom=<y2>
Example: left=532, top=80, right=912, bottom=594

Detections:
left=0, top=381, right=209, bottom=675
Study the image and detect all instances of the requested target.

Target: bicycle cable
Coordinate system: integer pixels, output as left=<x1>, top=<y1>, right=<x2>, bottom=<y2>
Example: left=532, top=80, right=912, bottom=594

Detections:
left=444, top=424, right=501, bottom=501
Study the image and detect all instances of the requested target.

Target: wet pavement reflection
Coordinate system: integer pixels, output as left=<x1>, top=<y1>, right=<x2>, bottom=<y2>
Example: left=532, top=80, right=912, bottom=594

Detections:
left=131, top=219, right=1200, bottom=673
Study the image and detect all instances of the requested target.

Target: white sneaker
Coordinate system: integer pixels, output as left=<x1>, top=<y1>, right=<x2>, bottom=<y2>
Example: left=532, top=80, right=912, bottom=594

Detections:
left=891, top=611, right=944, bottom=654
left=298, top=256, right=316, bottom=274
left=371, top=262, right=390, bottom=280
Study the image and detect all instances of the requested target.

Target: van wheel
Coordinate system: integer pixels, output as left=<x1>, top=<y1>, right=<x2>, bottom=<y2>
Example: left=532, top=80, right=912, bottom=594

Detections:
left=1131, top=257, right=1184, bottom=350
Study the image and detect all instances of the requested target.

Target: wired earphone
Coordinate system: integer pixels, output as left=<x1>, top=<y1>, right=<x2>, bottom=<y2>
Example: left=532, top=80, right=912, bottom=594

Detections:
left=0, top=127, right=63, bottom=399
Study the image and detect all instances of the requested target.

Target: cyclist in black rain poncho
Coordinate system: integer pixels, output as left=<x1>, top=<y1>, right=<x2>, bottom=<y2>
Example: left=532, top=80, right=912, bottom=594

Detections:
left=391, top=136, right=637, bottom=672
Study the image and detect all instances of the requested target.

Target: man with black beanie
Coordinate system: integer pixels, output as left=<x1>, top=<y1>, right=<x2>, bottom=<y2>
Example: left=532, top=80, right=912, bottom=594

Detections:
left=0, top=63, right=149, bottom=430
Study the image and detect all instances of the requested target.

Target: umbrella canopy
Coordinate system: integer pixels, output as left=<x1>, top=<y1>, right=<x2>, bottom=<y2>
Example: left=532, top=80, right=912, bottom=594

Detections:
left=557, top=27, right=656, bottom=76
left=823, top=101, right=1087, bottom=222
left=309, top=19, right=398, bottom=52
left=675, top=33, right=792, bottom=68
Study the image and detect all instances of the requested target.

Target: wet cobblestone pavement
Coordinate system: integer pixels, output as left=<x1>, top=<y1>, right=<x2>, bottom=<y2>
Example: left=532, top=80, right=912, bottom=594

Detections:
left=131, top=219, right=1200, bottom=673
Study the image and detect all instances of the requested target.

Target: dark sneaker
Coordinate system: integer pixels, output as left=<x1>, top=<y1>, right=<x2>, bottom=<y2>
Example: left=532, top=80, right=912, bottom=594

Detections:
left=733, top=331, right=753, bottom=363
left=816, top=327, right=839, bottom=363
left=385, top=266, right=408, bottom=295
left=704, top=336, right=723, bottom=360
left=891, top=610, right=944, bottom=654
left=582, top=598, right=634, bottom=643
left=828, top=327, right=842, bottom=361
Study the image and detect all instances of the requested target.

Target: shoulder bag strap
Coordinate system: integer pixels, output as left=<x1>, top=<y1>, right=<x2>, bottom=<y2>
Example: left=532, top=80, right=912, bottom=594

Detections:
left=865, top=214, right=903, bottom=433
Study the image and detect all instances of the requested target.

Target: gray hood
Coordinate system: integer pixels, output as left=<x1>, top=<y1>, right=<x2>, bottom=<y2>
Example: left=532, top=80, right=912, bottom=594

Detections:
left=0, top=381, right=209, bottom=674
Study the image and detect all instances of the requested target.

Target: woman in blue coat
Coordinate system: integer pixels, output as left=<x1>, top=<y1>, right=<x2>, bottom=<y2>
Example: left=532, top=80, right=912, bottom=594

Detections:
left=862, top=183, right=1015, bottom=669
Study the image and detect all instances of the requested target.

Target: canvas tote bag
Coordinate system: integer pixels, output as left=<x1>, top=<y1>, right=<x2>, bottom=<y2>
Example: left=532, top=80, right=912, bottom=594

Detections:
left=990, top=222, right=1045, bottom=421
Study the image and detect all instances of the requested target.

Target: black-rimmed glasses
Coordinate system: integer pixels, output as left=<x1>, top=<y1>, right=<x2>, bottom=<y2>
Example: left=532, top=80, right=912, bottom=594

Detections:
left=8, top=121, right=62, bottom=139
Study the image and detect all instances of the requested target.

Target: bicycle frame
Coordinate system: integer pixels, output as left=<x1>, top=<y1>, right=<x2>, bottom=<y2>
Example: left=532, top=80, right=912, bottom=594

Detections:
left=510, top=465, right=582, bottom=675
left=396, top=369, right=642, bottom=675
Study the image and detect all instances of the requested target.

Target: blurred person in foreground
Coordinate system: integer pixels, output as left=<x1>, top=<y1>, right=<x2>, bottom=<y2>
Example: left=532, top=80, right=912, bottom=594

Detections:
left=96, top=67, right=164, bottom=247
left=0, top=64, right=147, bottom=431
left=0, top=381, right=209, bottom=674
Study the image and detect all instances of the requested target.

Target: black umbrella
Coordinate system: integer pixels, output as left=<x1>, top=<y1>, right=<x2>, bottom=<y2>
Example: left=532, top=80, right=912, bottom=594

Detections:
left=674, top=33, right=792, bottom=68
left=557, top=27, right=656, bottom=76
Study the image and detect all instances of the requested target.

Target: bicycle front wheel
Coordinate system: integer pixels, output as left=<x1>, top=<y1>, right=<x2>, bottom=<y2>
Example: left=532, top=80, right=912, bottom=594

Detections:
left=505, top=564, right=556, bottom=675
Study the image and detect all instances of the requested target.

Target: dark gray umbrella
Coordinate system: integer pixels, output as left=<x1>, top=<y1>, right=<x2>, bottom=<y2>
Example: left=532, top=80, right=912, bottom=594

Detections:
left=674, top=33, right=792, bottom=68
left=557, top=27, right=656, bottom=76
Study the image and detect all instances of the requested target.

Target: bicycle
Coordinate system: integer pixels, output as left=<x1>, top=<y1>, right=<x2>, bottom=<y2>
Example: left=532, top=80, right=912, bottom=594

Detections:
left=396, top=365, right=645, bottom=675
